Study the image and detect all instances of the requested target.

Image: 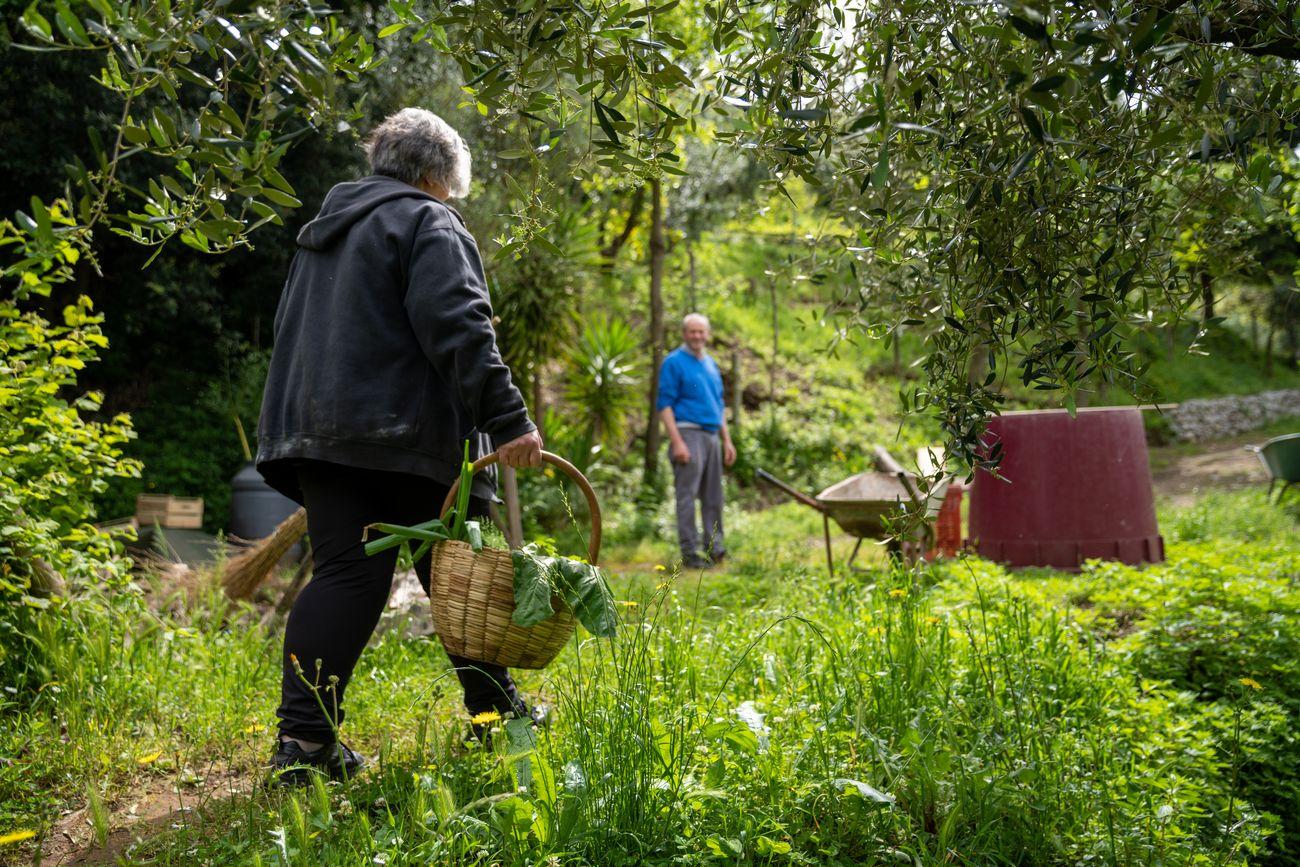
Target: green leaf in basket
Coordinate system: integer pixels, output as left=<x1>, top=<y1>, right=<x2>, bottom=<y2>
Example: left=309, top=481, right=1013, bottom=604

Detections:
left=555, top=558, right=618, bottom=638
left=511, top=545, right=555, bottom=628
left=466, top=520, right=483, bottom=552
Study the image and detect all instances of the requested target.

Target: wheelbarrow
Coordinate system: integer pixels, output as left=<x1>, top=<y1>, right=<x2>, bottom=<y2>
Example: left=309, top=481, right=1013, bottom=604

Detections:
left=757, top=447, right=951, bottom=574
left=1245, top=432, right=1300, bottom=502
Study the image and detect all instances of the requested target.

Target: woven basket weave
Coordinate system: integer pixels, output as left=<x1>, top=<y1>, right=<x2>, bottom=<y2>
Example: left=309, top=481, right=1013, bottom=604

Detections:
left=427, top=451, right=601, bottom=670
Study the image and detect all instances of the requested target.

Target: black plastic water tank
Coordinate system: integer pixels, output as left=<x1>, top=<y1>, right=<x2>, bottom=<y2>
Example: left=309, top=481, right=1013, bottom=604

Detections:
left=229, top=462, right=300, bottom=542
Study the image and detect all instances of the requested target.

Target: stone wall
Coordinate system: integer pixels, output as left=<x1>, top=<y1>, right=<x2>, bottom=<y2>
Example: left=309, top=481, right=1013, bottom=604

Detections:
left=1164, top=389, right=1300, bottom=442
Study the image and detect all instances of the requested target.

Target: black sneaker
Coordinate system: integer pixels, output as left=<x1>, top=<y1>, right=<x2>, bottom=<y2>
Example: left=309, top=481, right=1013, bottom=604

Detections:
left=681, top=554, right=711, bottom=570
left=268, top=738, right=365, bottom=786
left=708, top=551, right=727, bottom=566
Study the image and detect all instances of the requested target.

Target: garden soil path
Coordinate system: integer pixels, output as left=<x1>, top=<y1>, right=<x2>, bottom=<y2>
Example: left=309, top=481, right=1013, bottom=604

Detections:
left=1149, top=430, right=1273, bottom=506
left=38, top=767, right=253, bottom=865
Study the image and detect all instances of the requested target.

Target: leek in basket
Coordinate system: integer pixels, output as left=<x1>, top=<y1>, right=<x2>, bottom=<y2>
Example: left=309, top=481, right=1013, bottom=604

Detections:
left=363, top=447, right=617, bottom=638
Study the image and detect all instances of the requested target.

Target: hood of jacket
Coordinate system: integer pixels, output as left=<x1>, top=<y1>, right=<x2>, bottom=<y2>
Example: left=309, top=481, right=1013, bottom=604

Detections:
left=296, top=175, right=460, bottom=251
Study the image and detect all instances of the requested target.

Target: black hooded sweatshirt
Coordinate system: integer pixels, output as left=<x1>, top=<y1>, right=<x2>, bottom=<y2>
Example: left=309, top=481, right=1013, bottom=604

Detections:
left=256, top=175, right=534, bottom=503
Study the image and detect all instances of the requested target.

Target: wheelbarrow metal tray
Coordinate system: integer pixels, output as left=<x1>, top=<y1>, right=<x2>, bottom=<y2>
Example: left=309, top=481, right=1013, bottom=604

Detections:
left=816, top=471, right=949, bottom=537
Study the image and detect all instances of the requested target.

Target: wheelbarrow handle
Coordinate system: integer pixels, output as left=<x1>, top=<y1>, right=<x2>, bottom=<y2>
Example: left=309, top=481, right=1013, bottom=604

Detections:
left=755, top=468, right=826, bottom=513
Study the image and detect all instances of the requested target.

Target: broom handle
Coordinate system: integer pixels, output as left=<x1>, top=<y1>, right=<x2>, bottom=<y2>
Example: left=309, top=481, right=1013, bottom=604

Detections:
left=439, top=451, right=602, bottom=565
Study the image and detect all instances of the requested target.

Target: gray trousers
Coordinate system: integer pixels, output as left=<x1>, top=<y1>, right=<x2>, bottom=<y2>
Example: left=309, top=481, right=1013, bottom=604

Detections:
left=671, top=427, right=725, bottom=558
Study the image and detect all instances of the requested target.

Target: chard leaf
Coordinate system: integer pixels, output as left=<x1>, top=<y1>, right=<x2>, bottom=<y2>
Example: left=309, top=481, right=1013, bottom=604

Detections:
left=555, top=558, right=618, bottom=637
left=511, top=546, right=555, bottom=627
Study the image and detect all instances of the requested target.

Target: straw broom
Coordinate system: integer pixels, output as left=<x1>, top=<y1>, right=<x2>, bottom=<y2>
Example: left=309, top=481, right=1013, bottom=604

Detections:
left=221, top=507, right=308, bottom=600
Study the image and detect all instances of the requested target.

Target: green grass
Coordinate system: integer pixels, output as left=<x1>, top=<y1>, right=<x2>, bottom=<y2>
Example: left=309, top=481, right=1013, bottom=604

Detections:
left=2, top=491, right=1296, bottom=864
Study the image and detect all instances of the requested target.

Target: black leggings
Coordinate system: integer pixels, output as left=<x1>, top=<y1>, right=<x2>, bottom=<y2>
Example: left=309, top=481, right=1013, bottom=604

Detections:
left=277, top=460, right=522, bottom=743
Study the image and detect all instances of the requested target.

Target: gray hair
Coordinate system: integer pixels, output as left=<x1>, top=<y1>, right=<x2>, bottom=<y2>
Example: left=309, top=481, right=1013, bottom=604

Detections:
left=365, top=108, right=472, bottom=198
left=683, top=313, right=711, bottom=330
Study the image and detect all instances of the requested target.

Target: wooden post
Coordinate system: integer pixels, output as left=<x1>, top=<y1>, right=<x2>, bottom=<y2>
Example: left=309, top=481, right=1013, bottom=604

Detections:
left=502, top=466, right=524, bottom=547
left=643, top=178, right=666, bottom=486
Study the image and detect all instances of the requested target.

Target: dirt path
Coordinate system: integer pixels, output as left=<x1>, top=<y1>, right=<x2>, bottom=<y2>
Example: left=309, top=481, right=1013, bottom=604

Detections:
left=37, top=767, right=253, bottom=865
left=1149, top=430, right=1274, bottom=507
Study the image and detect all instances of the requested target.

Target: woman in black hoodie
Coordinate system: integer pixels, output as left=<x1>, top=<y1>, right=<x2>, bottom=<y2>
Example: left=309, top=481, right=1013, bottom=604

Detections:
left=257, top=107, right=544, bottom=784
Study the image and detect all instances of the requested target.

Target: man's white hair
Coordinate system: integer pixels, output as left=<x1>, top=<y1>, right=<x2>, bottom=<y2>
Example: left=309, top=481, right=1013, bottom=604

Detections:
left=364, top=108, right=472, bottom=198
left=682, top=313, right=711, bottom=330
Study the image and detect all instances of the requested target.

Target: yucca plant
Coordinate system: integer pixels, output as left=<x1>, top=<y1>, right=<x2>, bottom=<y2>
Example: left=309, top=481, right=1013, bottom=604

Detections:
left=563, top=316, right=641, bottom=469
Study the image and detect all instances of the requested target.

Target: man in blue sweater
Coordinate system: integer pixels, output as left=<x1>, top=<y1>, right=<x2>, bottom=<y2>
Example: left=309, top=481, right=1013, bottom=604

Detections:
left=657, top=314, right=737, bottom=568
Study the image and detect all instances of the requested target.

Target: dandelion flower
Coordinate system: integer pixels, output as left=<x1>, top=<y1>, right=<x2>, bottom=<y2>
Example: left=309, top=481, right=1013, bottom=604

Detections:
left=654, top=564, right=666, bottom=572
left=136, top=749, right=163, bottom=765
left=888, top=588, right=907, bottom=598
left=470, top=710, right=502, bottom=726
left=0, top=830, right=36, bottom=845
left=1239, top=677, right=1263, bottom=691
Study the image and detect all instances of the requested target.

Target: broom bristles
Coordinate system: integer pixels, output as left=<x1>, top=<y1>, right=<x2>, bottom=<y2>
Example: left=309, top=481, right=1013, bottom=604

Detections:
left=221, top=507, right=308, bottom=599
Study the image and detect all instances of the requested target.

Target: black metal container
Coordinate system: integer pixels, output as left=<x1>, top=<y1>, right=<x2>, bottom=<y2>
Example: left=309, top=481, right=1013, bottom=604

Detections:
left=229, top=461, right=300, bottom=547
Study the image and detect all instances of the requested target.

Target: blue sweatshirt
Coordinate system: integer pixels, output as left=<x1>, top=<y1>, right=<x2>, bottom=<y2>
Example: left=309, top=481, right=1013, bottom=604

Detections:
left=656, top=346, right=724, bottom=431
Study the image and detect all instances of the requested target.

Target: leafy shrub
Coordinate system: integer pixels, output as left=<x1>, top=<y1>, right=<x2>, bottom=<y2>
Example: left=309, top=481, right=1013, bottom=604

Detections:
left=992, top=492, right=1300, bottom=864
left=1, top=215, right=140, bottom=689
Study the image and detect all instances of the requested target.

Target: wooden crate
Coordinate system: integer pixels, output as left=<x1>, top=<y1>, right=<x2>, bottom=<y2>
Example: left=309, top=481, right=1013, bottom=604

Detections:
left=136, top=494, right=204, bottom=529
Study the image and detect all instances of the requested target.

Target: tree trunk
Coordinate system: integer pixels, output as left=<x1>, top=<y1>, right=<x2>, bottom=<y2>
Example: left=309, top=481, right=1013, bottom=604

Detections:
left=769, top=277, right=779, bottom=428
left=1200, top=271, right=1215, bottom=324
left=730, top=347, right=742, bottom=432
left=686, top=237, right=697, bottom=312
left=643, top=179, right=666, bottom=486
left=1265, top=320, right=1275, bottom=378
left=601, top=186, right=647, bottom=265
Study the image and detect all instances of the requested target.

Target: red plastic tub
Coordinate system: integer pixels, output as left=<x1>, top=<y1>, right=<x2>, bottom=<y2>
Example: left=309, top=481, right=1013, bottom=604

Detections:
left=968, top=407, right=1164, bottom=569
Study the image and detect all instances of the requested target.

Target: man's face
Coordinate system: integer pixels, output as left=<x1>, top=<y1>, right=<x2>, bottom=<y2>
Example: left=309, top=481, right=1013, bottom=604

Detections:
left=683, top=320, right=710, bottom=353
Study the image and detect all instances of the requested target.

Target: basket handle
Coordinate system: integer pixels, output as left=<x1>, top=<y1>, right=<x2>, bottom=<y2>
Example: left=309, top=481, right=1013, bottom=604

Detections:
left=439, top=450, right=602, bottom=565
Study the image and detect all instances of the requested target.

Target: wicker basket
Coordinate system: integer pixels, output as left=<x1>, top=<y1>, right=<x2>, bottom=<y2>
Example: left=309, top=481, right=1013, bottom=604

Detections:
left=427, top=451, right=602, bottom=670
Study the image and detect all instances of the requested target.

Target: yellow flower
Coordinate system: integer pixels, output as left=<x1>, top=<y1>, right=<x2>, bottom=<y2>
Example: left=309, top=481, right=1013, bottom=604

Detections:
left=1239, top=677, right=1263, bottom=691
left=616, top=600, right=638, bottom=608
left=136, top=749, right=163, bottom=765
left=470, top=710, right=502, bottom=726
left=0, top=830, right=36, bottom=845
left=243, top=723, right=267, bottom=735
left=926, top=615, right=942, bottom=625
left=654, top=564, right=667, bottom=572
left=888, top=588, right=907, bottom=598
